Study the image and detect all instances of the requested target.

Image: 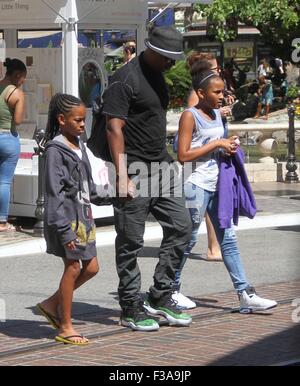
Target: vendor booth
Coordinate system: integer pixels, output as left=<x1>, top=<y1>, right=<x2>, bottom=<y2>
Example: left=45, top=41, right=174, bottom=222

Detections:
left=0, top=0, right=209, bottom=219
left=0, top=0, right=148, bottom=218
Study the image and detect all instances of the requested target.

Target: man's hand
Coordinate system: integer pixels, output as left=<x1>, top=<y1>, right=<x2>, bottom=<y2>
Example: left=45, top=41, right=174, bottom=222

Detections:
left=117, top=176, right=137, bottom=199
left=127, top=179, right=137, bottom=198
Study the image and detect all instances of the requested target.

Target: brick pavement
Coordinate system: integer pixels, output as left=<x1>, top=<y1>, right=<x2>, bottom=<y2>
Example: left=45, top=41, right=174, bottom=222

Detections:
left=1, top=181, right=299, bottom=366
left=0, top=280, right=299, bottom=366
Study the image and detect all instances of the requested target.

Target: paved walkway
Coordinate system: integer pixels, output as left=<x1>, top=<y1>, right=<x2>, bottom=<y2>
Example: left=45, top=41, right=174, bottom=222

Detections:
left=0, top=181, right=299, bottom=367
left=0, top=281, right=299, bottom=366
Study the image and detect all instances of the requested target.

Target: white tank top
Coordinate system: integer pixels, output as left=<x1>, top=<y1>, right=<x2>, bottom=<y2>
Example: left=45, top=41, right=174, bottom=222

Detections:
left=185, top=107, right=226, bottom=192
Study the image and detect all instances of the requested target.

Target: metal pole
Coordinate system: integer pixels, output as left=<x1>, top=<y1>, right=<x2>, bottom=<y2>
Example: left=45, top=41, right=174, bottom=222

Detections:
left=285, top=104, right=299, bottom=183
left=33, top=128, right=45, bottom=237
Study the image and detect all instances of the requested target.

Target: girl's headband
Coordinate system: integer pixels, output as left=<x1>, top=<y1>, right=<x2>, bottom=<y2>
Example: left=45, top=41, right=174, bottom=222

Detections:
left=198, top=73, right=216, bottom=87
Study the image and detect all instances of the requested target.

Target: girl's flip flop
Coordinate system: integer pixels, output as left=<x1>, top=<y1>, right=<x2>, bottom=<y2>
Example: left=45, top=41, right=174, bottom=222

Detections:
left=36, top=303, right=60, bottom=329
left=55, top=335, right=89, bottom=346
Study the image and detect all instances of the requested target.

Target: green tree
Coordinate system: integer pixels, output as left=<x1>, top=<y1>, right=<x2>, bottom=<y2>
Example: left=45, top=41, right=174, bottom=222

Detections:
left=194, top=0, right=300, bottom=60
left=164, top=60, right=192, bottom=110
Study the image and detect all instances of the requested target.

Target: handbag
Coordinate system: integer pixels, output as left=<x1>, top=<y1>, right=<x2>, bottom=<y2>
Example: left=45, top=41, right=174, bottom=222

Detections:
left=87, top=96, right=112, bottom=162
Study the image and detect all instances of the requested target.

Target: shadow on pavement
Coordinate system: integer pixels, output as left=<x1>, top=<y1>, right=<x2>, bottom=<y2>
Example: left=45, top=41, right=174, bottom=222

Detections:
left=138, top=247, right=210, bottom=260
left=208, top=323, right=300, bottom=366
left=188, top=296, right=233, bottom=312
left=1, top=302, right=120, bottom=341
left=0, top=320, right=55, bottom=340
left=274, top=225, right=300, bottom=233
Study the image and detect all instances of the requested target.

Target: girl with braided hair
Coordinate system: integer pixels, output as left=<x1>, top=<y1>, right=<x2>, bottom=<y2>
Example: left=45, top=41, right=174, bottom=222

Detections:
left=37, top=93, right=101, bottom=345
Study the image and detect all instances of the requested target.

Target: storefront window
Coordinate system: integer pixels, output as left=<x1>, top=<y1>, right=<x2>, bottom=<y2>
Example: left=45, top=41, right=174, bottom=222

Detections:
left=77, top=28, right=136, bottom=100
left=224, top=42, right=255, bottom=73
left=77, top=28, right=137, bottom=76
left=102, top=29, right=137, bottom=76
left=79, top=61, right=103, bottom=108
left=78, top=30, right=101, bottom=48
left=18, top=30, right=62, bottom=48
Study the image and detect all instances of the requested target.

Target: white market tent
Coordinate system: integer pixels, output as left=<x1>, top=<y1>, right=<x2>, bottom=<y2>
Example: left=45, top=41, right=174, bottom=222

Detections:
left=0, top=1, right=211, bottom=96
left=0, top=0, right=210, bottom=219
left=0, top=0, right=151, bottom=96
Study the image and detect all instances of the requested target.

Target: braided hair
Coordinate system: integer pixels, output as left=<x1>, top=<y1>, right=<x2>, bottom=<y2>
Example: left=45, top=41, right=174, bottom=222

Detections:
left=42, top=93, right=83, bottom=147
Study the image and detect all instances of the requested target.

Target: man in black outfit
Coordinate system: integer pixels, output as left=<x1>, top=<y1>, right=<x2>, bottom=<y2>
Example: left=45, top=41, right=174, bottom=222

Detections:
left=102, top=26, right=192, bottom=331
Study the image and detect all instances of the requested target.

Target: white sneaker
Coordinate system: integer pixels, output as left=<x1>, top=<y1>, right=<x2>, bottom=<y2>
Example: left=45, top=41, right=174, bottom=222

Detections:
left=239, top=287, right=277, bottom=314
left=172, top=291, right=196, bottom=310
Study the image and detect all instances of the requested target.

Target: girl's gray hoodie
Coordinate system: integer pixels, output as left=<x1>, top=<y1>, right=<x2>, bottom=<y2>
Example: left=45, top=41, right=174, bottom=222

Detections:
left=44, top=135, right=102, bottom=259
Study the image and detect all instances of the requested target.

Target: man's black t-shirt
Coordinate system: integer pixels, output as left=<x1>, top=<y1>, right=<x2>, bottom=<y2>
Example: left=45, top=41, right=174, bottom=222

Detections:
left=102, top=53, right=173, bottom=166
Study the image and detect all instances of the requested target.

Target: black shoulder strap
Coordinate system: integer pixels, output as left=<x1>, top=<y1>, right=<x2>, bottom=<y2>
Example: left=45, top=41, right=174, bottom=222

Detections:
left=6, top=87, right=17, bottom=103
left=127, top=59, right=139, bottom=99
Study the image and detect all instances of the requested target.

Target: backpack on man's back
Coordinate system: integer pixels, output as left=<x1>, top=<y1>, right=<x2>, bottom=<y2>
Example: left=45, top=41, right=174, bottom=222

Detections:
left=87, top=95, right=112, bottom=162
left=87, top=60, right=138, bottom=162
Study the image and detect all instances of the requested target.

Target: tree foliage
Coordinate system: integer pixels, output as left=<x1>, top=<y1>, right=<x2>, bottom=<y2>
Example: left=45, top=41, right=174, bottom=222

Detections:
left=164, top=60, right=191, bottom=109
left=194, top=0, right=300, bottom=59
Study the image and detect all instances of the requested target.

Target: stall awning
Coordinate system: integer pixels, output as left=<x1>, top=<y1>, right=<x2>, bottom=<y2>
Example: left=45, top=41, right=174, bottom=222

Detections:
left=0, top=0, right=148, bottom=26
left=0, top=0, right=69, bottom=25
left=0, top=1, right=212, bottom=26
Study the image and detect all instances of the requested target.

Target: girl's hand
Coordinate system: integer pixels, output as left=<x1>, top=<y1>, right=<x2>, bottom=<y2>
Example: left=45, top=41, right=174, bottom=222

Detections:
left=220, top=106, right=232, bottom=117
left=65, top=240, right=77, bottom=251
left=225, top=95, right=235, bottom=105
left=219, top=136, right=239, bottom=156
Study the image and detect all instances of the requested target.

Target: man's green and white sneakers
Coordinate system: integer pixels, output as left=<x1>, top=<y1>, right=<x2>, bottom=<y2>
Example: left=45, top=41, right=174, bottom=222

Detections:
left=144, top=295, right=192, bottom=326
left=120, top=303, right=160, bottom=332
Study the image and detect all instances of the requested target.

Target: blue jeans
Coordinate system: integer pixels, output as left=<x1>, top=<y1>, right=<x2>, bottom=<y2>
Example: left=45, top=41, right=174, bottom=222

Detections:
left=174, top=182, right=249, bottom=294
left=0, top=132, right=20, bottom=222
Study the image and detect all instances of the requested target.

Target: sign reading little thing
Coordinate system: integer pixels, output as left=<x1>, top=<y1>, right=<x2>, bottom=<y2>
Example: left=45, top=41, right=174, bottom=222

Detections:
left=0, top=0, right=147, bottom=24
left=0, top=0, right=29, bottom=11
left=0, top=0, right=68, bottom=23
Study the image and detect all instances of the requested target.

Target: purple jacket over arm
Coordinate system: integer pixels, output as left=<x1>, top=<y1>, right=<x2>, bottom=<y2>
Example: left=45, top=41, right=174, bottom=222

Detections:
left=218, top=147, right=257, bottom=229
